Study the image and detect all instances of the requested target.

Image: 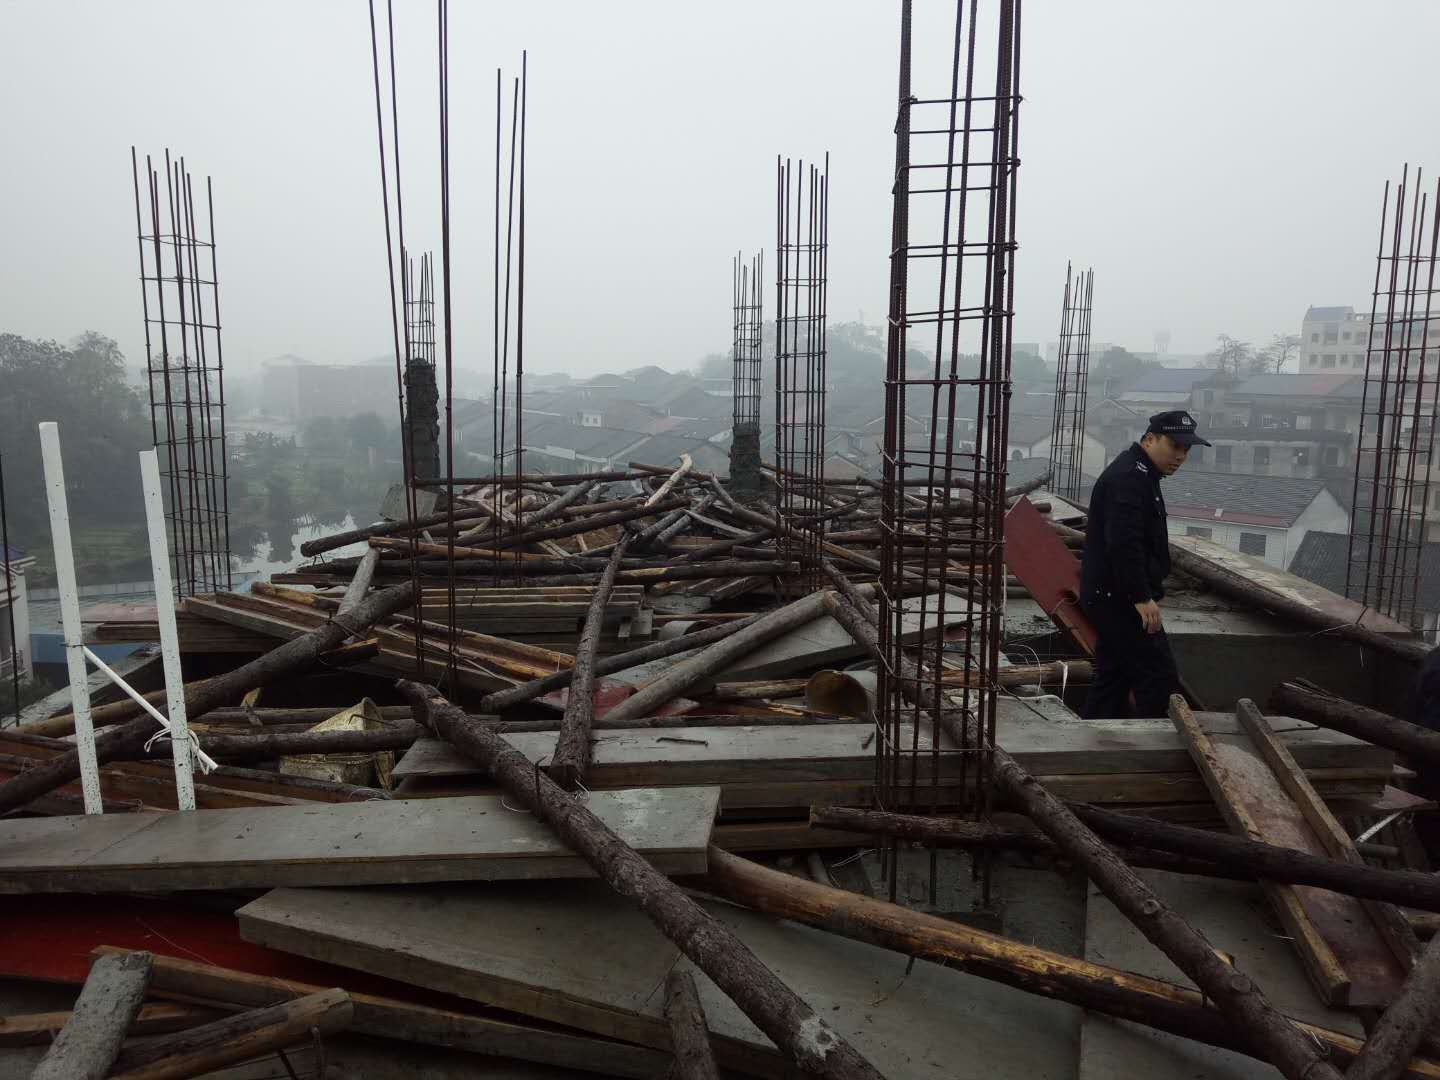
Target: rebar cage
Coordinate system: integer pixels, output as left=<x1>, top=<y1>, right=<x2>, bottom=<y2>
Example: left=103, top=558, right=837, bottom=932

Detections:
left=876, top=0, right=1021, bottom=905
left=1049, top=263, right=1094, bottom=503
left=131, top=149, right=232, bottom=599
left=775, top=156, right=829, bottom=587
left=1347, top=166, right=1440, bottom=632
left=733, top=251, right=765, bottom=431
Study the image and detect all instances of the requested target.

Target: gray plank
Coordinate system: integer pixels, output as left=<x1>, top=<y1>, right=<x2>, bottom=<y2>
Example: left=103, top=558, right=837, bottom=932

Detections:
left=1079, top=870, right=1365, bottom=1080
left=0, top=788, right=719, bottom=893
left=239, top=880, right=1078, bottom=1080
left=394, top=702, right=1389, bottom=784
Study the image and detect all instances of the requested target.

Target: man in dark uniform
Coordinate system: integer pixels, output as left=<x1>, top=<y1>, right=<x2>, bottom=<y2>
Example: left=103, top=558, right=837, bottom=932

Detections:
left=1080, top=410, right=1210, bottom=718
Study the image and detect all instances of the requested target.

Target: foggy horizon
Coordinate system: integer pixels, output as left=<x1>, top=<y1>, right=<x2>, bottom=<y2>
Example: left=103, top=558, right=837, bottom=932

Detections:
left=2, top=0, right=1435, bottom=379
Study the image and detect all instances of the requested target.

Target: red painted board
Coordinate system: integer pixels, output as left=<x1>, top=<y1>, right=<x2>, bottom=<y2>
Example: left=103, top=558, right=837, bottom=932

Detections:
left=1003, top=495, right=1098, bottom=656
left=0, top=894, right=492, bottom=1017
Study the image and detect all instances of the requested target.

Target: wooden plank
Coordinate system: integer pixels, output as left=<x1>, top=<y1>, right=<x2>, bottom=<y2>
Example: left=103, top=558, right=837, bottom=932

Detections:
left=1171, top=700, right=1406, bottom=1008
left=0, top=788, right=721, bottom=893
left=0, top=1003, right=213, bottom=1047
left=393, top=709, right=1391, bottom=788
left=94, top=948, right=668, bottom=1079
left=238, top=880, right=1080, bottom=1080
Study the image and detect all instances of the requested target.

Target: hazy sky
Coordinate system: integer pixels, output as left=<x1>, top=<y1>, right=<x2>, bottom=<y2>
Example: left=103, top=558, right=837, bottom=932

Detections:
left=2, top=0, right=1436, bottom=378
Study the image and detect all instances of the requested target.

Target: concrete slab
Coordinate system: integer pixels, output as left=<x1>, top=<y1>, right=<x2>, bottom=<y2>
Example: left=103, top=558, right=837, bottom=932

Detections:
left=241, top=879, right=1080, bottom=1080
left=1079, top=870, right=1364, bottom=1080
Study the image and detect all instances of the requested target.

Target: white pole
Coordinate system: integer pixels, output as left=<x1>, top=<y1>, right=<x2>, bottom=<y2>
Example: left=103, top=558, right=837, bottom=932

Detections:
left=38, top=423, right=103, bottom=814
left=80, top=645, right=217, bottom=774
left=139, top=450, right=198, bottom=809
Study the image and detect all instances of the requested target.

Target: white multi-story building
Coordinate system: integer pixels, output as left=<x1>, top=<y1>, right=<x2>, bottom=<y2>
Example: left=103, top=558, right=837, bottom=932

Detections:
left=1300, top=306, right=1372, bottom=372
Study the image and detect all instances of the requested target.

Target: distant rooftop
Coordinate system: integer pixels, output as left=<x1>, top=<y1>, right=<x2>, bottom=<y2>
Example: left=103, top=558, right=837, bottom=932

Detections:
left=1304, top=305, right=1360, bottom=322
left=1228, top=372, right=1364, bottom=398
left=1162, top=469, right=1340, bottom=528
left=1118, top=367, right=1214, bottom=397
left=1289, top=529, right=1440, bottom=609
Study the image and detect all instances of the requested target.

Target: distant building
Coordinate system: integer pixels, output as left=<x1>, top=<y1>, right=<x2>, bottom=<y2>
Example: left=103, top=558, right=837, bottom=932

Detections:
left=0, top=544, right=34, bottom=686
left=1192, top=372, right=1361, bottom=479
left=1300, top=306, right=1372, bottom=372
left=261, top=358, right=397, bottom=421
left=1161, top=471, right=1349, bottom=570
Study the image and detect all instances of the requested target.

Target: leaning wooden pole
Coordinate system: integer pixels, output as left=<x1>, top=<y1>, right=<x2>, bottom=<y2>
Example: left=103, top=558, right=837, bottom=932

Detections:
left=1272, top=681, right=1440, bottom=770
left=550, top=538, right=629, bottom=789
left=396, top=681, right=888, bottom=1080
left=810, top=805, right=1440, bottom=912
left=664, top=969, right=722, bottom=1080
left=1345, top=934, right=1440, bottom=1080
left=992, top=716, right=1343, bottom=1080
left=32, top=950, right=153, bottom=1080
left=0, top=578, right=416, bottom=817
left=597, top=587, right=872, bottom=727
left=699, top=848, right=1425, bottom=1075
left=478, top=612, right=764, bottom=713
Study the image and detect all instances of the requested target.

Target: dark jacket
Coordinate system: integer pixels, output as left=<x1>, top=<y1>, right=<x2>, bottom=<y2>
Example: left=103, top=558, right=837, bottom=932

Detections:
left=1080, top=442, right=1170, bottom=605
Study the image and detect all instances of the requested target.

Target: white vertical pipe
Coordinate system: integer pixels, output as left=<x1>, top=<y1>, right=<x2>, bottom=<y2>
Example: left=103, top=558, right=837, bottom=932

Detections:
left=38, top=422, right=103, bottom=814
left=139, top=450, right=197, bottom=811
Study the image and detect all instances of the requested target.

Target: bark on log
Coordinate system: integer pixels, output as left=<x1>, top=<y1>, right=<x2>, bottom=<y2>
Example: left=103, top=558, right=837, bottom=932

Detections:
left=154, top=725, right=424, bottom=763
left=0, top=579, right=416, bottom=817
left=107, top=987, right=352, bottom=1080
left=520, top=478, right=597, bottom=525
left=28, top=678, right=214, bottom=738
left=551, top=539, right=629, bottom=789
left=1166, top=544, right=1428, bottom=664
left=418, top=470, right=643, bottom=487
left=992, top=736, right=1343, bottom=1080
left=676, top=527, right=774, bottom=565
left=699, top=848, right=1420, bottom=1075
left=337, top=548, right=381, bottom=614
left=505, top=560, right=792, bottom=590
left=598, top=587, right=873, bottom=727
left=1272, top=682, right=1440, bottom=770
left=664, top=969, right=721, bottom=1080
left=476, top=612, right=764, bottom=712
left=486, top=497, right=687, bottom=551
left=31, top=950, right=152, bottom=1080
left=300, top=506, right=492, bottom=557
left=644, top=454, right=693, bottom=507
left=396, top=681, right=888, bottom=1080
left=1345, top=934, right=1440, bottom=1080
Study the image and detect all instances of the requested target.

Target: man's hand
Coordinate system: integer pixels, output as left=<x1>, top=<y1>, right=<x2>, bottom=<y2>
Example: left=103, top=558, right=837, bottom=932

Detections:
left=1134, top=599, right=1162, bottom=634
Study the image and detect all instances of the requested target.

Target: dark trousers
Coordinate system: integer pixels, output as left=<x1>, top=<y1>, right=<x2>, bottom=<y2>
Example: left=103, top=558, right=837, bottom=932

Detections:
left=1080, top=596, right=1180, bottom=719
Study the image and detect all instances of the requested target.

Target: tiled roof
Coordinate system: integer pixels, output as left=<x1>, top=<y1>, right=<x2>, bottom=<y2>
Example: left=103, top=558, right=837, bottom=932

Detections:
left=1228, top=373, right=1363, bottom=398
left=1161, top=469, right=1335, bottom=527
left=1289, top=530, right=1440, bottom=609
left=1119, top=367, right=1213, bottom=395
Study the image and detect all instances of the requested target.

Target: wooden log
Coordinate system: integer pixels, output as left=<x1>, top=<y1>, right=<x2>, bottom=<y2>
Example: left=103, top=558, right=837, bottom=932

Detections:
left=552, top=539, right=629, bottom=789
left=419, top=469, right=642, bottom=487
left=0, top=578, right=416, bottom=817
left=505, top=560, right=793, bottom=590
left=478, top=613, right=765, bottom=713
left=0, top=1003, right=211, bottom=1047
left=1346, top=934, right=1440, bottom=1080
left=698, top=848, right=1436, bottom=1077
left=300, top=505, right=493, bottom=557
left=991, top=730, right=1343, bottom=1080
left=1060, top=802, right=1440, bottom=914
left=31, top=950, right=153, bottom=1080
left=27, top=678, right=213, bottom=738
left=645, top=453, right=693, bottom=507
left=94, top=947, right=668, bottom=1079
left=664, top=969, right=721, bottom=1080
left=337, top=547, right=381, bottom=613
left=599, top=587, right=871, bottom=727
left=486, top=497, right=687, bottom=550
left=396, top=681, right=887, bottom=1080
left=1273, top=682, right=1440, bottom=771
left=108, top=987, right=352, bottom=1080
left=521, top=478, right=597, bottom=524
left=1167, top=544, right=1428, bottom=664
left=149, top=724, right=425, bottom=763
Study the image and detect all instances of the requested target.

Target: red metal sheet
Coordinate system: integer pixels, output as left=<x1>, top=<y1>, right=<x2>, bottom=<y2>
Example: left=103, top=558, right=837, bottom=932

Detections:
left=1003, top=495, right=1098, bottom=656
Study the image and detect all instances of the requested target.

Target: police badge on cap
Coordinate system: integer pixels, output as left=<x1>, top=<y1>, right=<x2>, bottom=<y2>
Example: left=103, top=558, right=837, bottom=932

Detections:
left=1147, top=410, right=1212, bottom=448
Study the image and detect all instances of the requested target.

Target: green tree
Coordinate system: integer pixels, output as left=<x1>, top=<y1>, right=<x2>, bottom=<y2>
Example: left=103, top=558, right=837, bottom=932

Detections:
left=0, top=332, right=151, bottom=547
left=344, top=411, right=387, bottom=450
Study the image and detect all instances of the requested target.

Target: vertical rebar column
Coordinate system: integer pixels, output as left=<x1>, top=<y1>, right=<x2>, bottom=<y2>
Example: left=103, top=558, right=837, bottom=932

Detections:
left=774, top=156, right=829, bottom=588
left=730, top=250, right=765, bottom=494
left=1049, top=262, right=1094, bottom=501
left=403, top=251, right=441, bottom=480
left=491, top=60, right=527, bottom=578
left=876, top=0, right=1022, bottom=905
left=1347, top=166, right=1440, bottom=631
left=130, top=148, right=231, bottom=598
